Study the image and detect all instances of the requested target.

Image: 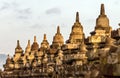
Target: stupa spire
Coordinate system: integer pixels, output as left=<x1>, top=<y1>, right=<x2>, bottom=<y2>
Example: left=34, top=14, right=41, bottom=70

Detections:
left=100, top=4, right=105, bottom=15
left=52, top=26, right=63, bottom=44
left=7, top=54, right=10, bottom=59
left=67, top=12, right=84, bottom=44
left=41, top=34, right=49, bottom=49
left=76, top=12, right=79, bottom=22
left=34, top=36, right=37, bottom=42
left=31, top=36, right=39, bottom=51
left=16, top=40, right=22, bottom=49
left=6, top=54, right=11, bottom=64
left=25, top=40, right=31, bottom=52
left=95, top=4, right=112, bottom=37
left=44, top=34, right=47, bottom=40
left=27, top=40, right=30, bottom=48
left=57, top=26, right=60, bottom=34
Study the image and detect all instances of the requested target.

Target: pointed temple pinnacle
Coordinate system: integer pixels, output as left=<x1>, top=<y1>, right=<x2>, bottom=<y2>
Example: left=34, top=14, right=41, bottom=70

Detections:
left=44, top=34, right=47, bottom=40
left=7, top=54, right=10, bottom=58
left=27, top=40, right=30, bottom=47
left=17, top=40, right=20, bottom=47
left=57, top=26, right=60, bottom=34
left=100, top=4, right=105, bottom=15
left=34, top=36, right=37, bottom=42
left=16, top=40, right=21, bottom=49
left=76, top=12, right=79, bottom=22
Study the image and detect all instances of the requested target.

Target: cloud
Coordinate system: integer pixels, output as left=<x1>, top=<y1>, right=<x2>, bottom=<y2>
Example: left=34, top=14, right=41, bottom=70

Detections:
left=17, top=8, right=32, bottom=14
left=0, top=1, right=32, bottom=20
left=0, top=1, right=19, bottom=11
left=0, top=2, right=10, bottom=11
left=46, top=7, right=61, bottom=15
left=114, top=0, right=120, bottom=5
left=17, top=15, right=29, bottom=19
left=16, top=8, right=32, bottom=19
left=30, top=24, right=44, bottom=29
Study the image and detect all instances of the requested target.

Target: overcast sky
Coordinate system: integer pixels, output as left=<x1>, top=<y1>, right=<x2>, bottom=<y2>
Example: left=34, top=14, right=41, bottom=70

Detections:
left=0, top=0, right=120, bottom=55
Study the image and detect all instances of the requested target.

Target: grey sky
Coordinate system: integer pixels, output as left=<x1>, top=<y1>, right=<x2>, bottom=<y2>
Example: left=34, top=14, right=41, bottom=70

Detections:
left=0, top=0, right=120, bottom=55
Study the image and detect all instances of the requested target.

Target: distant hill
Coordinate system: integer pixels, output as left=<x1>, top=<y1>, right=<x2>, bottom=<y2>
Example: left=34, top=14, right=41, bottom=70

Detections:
left=0, top=54, right=7, bottom=70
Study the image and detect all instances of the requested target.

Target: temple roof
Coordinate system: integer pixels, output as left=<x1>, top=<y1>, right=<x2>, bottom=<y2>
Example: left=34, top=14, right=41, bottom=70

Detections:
left=52, top=26, right=64, bottom=45
left=31, top=36, right=39, bottom=51
left=41, top=34, right=49, bottom=48
left=15, top=40, right=22, bottom=50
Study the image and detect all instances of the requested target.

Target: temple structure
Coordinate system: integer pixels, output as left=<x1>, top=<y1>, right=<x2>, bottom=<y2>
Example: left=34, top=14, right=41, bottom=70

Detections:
left=1, top=4, right=120, bottom=78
